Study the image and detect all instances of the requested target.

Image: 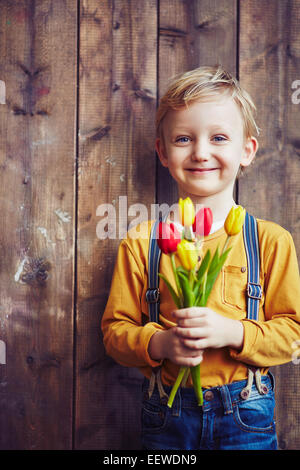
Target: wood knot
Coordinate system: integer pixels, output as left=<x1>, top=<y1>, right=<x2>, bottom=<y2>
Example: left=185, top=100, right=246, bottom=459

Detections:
left=195, top=20, right=211, bottom=30
left=80, top=126, right=111, bottom=141
left=26, top=355, right=34, bottom=364
left=21, top=257, right=51, bottom=286
left=112, top=83, right=120, bottom=92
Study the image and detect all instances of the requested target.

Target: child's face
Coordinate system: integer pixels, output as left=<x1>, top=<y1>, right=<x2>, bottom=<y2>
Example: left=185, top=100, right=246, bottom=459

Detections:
left=155, top=94, right=258, bottom=203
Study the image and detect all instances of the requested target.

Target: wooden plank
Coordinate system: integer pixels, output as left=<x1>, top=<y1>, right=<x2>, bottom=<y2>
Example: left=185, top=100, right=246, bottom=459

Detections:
left=0, top=0, right=76, bottom=449
left=239, top=0, right=300, bottom=450
left=157, top=0, right=238, bottom=206
left=75, top=0, right=157, bottom=449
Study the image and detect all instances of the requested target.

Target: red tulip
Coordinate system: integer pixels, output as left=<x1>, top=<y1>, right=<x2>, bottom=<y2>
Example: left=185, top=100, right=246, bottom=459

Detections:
left=192, top=207, right=213, bottom=236
left=156, top=222, right=181, bottom=254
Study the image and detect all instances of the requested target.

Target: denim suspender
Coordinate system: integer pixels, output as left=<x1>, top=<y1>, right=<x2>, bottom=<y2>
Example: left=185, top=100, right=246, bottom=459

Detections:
left=145, top=217, right=163, bottom=324
left=241, top=213, right=265, bottom=397
left=243, top=212, right=262, bottom=319
left=146, top=212, right=264, bottom=397
left=146, top=212, right=169, bottom=324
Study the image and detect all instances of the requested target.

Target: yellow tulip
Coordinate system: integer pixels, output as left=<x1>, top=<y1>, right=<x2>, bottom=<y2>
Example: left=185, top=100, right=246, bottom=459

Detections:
left=178, top=197, right=195, bottom=226
left=177, top=239, right=199, bottom=270
left=224, top=205, right=246, bottom=236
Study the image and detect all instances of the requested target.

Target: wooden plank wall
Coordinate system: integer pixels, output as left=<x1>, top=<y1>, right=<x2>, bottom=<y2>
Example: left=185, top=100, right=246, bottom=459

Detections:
left=0, top=0, right=77, bottom=449
left=0, top=0, right=299, bottom=450
left=238, top=1, right=300, bottom=450
left=75, top=0, right=157, bottom=449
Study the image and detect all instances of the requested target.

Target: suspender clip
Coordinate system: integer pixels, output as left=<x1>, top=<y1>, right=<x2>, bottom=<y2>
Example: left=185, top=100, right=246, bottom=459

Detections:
left=247, top=282, right=262, bottom=300
left=146, top=288, right=160, bottom=304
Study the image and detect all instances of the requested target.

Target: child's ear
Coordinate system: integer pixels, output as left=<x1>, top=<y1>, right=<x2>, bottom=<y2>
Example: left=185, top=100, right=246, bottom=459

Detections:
left=155, top=138, right=168, bottom=168
left=240, top=136, right=259, bottom=168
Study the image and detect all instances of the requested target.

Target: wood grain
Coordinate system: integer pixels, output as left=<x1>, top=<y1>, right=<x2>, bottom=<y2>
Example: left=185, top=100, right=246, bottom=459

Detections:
left=74, top=0, right=157, bottom=449
left=0, top=0, right=77, bottom=449
left=239, top=0, right=300, bottom=450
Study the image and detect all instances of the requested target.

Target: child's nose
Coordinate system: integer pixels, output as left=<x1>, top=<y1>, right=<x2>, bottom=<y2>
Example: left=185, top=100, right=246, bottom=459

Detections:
left=191, top=139, right=210, bottom=162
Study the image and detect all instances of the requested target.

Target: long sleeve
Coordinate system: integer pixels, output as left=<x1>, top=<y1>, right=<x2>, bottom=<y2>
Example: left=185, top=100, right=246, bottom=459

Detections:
left=101, top=230, right=164, bottom=369
left=230, top=228, right=300, bottom=367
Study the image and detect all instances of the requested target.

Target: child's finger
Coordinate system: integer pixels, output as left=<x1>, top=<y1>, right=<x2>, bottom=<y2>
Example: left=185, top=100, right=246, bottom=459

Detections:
left=175, top=326, right=208, bottom=339
left=177, top=317, right=206, bottom=328
left=175, top=354, right=203, bottom=368
left=172, top=307, right=207, bottom=319
left=181, top=337, right=208, bottom=351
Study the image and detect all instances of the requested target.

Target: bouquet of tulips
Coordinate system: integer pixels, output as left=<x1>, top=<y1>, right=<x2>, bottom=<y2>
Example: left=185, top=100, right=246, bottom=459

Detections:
left=156, top=198, right=246, bottom=407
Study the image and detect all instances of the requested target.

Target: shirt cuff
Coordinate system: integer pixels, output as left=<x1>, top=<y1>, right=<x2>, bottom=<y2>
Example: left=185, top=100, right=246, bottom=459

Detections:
left=141, top=322, right=165, bottom=368
left=229, top=319, right=259, bottom=363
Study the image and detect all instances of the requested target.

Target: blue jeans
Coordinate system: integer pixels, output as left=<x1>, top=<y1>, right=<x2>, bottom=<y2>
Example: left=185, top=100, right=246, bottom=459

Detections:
left=141, top=373, right=278, bottom=450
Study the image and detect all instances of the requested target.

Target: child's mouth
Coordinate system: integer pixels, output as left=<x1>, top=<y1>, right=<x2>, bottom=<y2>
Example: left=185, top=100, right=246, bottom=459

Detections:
left=186, top=168, right=218, bottom=173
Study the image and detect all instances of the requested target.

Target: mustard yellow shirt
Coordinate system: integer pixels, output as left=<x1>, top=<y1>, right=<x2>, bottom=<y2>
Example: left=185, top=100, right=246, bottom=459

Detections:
left=101, top=216, right=300, bottom=389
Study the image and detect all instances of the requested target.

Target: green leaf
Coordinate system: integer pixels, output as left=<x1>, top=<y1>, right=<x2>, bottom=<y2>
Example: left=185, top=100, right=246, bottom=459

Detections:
left=171, top=253, right=183, bottom=304
left=176, top=266, right=189, bottom=277
left=193, top=281, right=201, bottom=299
left=177, top=271, right=195, bottom=307
left=197, top=250, right=211, bottom=282
left=208, top=246, right=220, bottom=275
left=203, top=273, right=219, bottom=304
left=195, top=289, right=206, bottom=307
left=218, top=246, right=232, bottom=267
left=193, top=251, right=211, bottom=305
left=201, top=249, right=231, bottom=305
left=199, top=292, right=207, bottom=307
left=158, top=273, right=182, bottom=308
left=207, top=247, right=232, bottom=280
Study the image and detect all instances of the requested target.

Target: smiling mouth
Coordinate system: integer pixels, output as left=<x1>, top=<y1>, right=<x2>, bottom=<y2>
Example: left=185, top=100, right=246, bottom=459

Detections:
left=186, top=168, right=219, bottom=173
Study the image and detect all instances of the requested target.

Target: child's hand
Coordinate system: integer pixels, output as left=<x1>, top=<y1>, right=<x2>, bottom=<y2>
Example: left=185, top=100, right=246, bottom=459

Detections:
left=148, top=327, right=204, bottom=367
left=148, top=307, right=244, bottom=366
left=173, top=307, right=244, bottom=352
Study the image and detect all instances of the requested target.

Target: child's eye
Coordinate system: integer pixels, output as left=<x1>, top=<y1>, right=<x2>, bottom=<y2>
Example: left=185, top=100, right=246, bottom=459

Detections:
left=213, top=135, right=227, bottom=142
left=176, top=136, right=190, bottom=143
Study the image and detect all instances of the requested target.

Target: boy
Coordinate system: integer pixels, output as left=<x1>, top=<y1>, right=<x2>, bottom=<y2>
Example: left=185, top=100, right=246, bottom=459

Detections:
left=101, top=65, right=300, bottom=450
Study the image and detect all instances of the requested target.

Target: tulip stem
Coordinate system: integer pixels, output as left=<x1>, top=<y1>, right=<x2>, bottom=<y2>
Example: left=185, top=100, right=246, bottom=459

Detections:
left=181, top=367, right=190, bottom=387
left=188, top=269, right=194, bottom=289
left=171, top=253, right=183, bottom=306
left=200, top=273, right=207, bottom=306
left=191, top=364, right=203, bottom=406
left=222, top=235, right=231, bottom=255
left=167, top=366, right=188, bottom=408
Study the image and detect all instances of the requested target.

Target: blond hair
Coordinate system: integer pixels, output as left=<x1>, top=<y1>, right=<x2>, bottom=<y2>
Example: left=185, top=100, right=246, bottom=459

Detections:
left=156, top=65, right=260, bottom=144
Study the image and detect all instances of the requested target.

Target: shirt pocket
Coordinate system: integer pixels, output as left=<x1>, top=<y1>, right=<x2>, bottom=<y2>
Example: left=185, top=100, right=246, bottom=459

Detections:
left=221, top=265, right=247, bottom=312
